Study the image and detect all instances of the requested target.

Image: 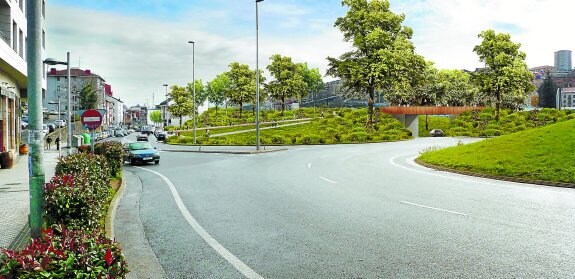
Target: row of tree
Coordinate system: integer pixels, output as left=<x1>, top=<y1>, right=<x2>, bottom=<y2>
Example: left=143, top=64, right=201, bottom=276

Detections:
left=327, top=0, right=535, bottom=122
left=165, top=0, right=537, bottom=126
left=166, top=57, right=323, bottom=126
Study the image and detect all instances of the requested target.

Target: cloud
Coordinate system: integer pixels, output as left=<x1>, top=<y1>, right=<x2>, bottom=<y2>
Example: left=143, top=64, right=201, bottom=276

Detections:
left=46, top=4, right=349, bottom=107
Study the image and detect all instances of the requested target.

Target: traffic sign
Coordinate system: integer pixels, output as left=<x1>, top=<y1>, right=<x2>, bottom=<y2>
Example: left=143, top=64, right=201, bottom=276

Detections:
left=81, top=109, right=103, bottom=130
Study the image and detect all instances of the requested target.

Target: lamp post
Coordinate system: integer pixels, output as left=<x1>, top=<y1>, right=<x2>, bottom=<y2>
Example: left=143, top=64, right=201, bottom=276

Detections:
left=44, top=52, right=71, bottom=152
left=163, top=84, right=168, bottom=128
left=188, top=41, right=196, bottom=144
left=48, top=97, right=61, bottom=157
left=255, top=0, right=264, bottom=151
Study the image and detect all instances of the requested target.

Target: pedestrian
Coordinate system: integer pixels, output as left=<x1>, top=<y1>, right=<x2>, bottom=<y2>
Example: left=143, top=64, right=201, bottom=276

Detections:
left=55, top=137, right=60, bottom=150
left=46, top=137, right=52, bottom=149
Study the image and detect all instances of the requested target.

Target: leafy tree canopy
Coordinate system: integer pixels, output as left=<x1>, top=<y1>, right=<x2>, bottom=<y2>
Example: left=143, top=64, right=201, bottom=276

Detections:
left=168, top=85, right=193, bottom=127
left=266, top=54, right=307, bottom=113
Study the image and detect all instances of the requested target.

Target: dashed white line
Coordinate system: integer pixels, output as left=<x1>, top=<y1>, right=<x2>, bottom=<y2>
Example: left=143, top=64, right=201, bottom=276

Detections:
left=320, top=155, right=330, bottom=158
left=307, top=163, right=312, bottom=169
left=400, top=201, right=467, bottom=216
left=135, top=167, right=264, bottom=279
left=320, top=176, right=337, bottom=184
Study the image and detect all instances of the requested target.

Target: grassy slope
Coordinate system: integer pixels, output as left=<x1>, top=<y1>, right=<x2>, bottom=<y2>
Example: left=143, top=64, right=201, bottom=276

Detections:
left=418, top=119, right=575, bottom=183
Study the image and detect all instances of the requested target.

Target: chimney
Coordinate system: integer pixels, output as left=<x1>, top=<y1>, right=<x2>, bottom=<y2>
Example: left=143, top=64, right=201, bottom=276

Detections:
left=50, top=68, right=57, bottom=75
left=85, top=69, right=91, bottom=75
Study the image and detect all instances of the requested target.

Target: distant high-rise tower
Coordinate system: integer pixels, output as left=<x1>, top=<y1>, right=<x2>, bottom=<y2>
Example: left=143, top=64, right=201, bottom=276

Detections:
left=554, top=50, right=572, bottom=72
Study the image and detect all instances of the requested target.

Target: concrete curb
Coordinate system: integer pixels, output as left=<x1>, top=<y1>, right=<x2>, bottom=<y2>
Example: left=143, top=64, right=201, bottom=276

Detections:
left=160, top=148, right=288, bottom=155
left=105, top=176, right=128, bottom=239
left=415, top=159, right=575, bottom=189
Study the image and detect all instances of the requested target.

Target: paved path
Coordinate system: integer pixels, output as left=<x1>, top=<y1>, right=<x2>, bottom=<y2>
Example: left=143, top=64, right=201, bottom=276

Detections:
left=0, top=149, right=60, bottom=249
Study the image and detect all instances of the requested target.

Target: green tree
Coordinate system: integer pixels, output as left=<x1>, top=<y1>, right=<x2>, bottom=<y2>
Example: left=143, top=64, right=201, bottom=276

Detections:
left=297, top=63, right=324, bottom=106
left=226, top=62, right=264, bottom=116
left=78, top=81, right=98, bottom=109
left=327, top=0, right=427, bottom=123
left=168, top=85, right=193, bottom=127
left=266, top=54, right=307, bottom=114
left=435, top=69, right=479, bottom=106
left=207, top=73, right=230, bottom=115
left=149, top=110, right=162, bottom=126
left=538, top=71, right=557, bottom=108
left=473, top=29, right=535, bottom=120
left=187, top=79, right=206, bottom=120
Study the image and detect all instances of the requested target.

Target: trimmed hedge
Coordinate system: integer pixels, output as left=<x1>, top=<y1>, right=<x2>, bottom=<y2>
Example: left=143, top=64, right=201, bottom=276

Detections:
left=0, top=226, right=127, bottom=278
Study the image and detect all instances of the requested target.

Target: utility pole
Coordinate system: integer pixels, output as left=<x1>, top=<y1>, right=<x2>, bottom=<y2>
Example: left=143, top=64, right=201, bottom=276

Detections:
left=27, top=0, right=45, bottom=238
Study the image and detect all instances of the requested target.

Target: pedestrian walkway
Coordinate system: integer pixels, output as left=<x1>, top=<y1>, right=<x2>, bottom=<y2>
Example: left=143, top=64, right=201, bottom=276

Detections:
left=0, top=149, right=61, bottom=249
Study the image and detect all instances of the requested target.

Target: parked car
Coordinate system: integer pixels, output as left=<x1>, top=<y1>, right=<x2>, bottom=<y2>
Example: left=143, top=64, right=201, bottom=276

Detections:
left=53, top=119, right=67, bottom=127
left=156, top=131, right=166, bottom=141
left=123, top=142, right=160, bottom=165
left=21, top=121, right=28, bottom=129
left=429, top=129, right=445, bottom=137
left=136, top=134, right=149, bottom=141
left=49, top=110, right=58, bottom=115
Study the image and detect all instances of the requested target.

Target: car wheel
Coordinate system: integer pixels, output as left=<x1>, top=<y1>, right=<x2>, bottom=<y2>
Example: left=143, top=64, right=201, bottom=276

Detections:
left=130, top=159, right=136, bottom=166
left=155, top=160, right=159, bottom=165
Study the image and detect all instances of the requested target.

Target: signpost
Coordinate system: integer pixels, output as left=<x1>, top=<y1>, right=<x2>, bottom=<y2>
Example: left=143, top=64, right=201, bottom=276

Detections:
left=81, top=109, right=103, bottom=152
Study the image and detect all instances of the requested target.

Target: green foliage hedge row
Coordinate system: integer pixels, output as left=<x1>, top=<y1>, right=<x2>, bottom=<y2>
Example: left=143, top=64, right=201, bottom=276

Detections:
left=94, top=141, right=124, bottom=177
left=420, top=108, right=575, bottom=137
left=0, top=226, right=127, bottom=278
left=168, top=108, right=412, bottom=145
left=0, top=151, right=128, bottom=278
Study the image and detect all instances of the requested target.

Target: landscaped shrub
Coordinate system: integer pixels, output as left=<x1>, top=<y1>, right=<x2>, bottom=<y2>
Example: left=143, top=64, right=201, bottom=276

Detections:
left=349, top=132, right=368, bottom=142
left=0, top=226, right=127, bottom=278
left=480, top=128, right=502, bottom=137
left=55, top=153, right=110, bottom=206
left=77, top=144, right=91, bottom=153
left=270, top=135, right=286, bottom=144
left=43, top=175, right=104, bottom=230
left=94, top=141, right=124, bottom=177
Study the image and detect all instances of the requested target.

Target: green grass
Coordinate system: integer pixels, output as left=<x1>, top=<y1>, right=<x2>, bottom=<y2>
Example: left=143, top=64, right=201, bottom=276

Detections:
left=418, top=119, right=575, bottom=183
left=167, top=108, right=412, bottom=145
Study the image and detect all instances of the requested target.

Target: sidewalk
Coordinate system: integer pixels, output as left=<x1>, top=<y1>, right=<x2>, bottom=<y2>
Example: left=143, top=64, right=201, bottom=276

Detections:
left=0, top=149, right=61, bottom=249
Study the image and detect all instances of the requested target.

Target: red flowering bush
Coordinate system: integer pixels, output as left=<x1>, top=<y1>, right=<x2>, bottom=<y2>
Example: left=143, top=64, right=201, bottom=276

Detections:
left=0, top=226, right=127, bottom=278
left=44, top=175, right=106, bottom=230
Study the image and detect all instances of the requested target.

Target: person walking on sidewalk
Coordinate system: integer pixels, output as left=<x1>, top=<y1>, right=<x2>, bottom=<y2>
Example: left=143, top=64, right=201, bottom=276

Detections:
left=46, top=137, right=52, bottom=149
left=55, top=137, right=60, bottom=151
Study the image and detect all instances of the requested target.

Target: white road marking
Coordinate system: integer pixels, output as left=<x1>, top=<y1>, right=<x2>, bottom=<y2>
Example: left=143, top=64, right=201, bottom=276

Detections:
left=135, top=167, right=265, bottom=279
left=307, top=163, right=312, bottom=169
left=389, top=154, right=514, bottom=188
left=320, top=155, right=329, bottom=158
left=400, top=201, right=467, bottom=216
left=320, top=176, right=337, bottom=184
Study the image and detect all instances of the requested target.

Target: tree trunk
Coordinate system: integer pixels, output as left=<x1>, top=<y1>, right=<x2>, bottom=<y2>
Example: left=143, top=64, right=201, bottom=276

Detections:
left=180, top=116, right=183, bottom=128
left=425, top=115, right=429, bottom=130
left=281, top=96, right=286, bottom=115
left=215, top=105, right=218, bottom=116
left=495, top=88, right=501, bottom=121
left=368, top=86, right=375, bottom=124
left=239, top=102, right=243, bottom=116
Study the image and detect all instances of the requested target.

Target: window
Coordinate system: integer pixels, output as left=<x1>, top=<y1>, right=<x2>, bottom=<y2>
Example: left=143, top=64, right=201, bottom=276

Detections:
left=57, top=77, right=60, bottom=81
left=18, top=29, right=23, bottom=58
left=12, top=22, right=16, bottom=51
left=19, top=0, right=23, bottom=12
left=57, top=86, right=61, bottom=91
left=42, top=0, right=45, bottom=18
left=42, top=30, right=45, bottom=49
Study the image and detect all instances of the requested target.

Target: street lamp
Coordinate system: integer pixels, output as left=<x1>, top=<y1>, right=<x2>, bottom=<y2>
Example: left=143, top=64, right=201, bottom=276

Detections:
left=255, top=0, right=264, bottom=151
left=163, top=84, right=168, bottom=128
left=188, top=41, right=196, bottom=145
left=48, top=97, right=61, bottom=157
left=44, top=52, right=71, bottom=153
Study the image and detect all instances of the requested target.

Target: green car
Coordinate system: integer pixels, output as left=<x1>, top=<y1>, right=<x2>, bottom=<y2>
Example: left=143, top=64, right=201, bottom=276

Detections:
left=123, top=142, right=160, bottom=165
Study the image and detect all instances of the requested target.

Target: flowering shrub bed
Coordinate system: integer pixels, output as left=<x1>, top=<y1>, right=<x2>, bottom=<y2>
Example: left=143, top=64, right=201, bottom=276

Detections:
left=94, top=142, right=124, bottom=177
left=0, top=226, right=127, bottom=278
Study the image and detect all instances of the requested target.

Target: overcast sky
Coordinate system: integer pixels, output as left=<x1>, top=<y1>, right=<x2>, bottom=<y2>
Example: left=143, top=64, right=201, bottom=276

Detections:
left=46, top=0, right=575, bottom=107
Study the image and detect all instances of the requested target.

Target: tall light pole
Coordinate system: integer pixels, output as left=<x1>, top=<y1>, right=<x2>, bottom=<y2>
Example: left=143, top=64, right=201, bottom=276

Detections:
left=27, top=0, right=44, bottom=239
left=255, top=0, right=264, bottom=151
left=44, top=52, right=71, bottom=151
left=48, top=97, right=61, bottom=157
left=188, top=41, right=196, bottom=144
left=163, top=84, right=168, bottom=128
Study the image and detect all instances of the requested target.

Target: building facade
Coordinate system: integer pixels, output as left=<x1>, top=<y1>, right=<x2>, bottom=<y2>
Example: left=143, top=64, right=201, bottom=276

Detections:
left=124, top=105, right=148, bottom=128
left=559, top=87, right=575, bottom=109
left=0, top=0, right=46, bottom=153
left=554, top=50, right=572, bottom=73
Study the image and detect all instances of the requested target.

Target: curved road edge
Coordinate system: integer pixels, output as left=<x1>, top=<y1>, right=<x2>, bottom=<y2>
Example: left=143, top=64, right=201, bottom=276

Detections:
left=414, top=158, right=575, bottom=189
left=112, top=170, right=168, bottom=279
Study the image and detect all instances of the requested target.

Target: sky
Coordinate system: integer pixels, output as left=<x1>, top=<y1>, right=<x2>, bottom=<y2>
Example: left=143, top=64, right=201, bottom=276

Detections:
left=46, top=0, right=575, bottom=107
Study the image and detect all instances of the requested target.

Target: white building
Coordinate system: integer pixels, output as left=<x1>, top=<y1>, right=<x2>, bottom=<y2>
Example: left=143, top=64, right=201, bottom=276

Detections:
left=0, top=0, right=46, bottom=154
left=559, top=87, right=575, bottom=109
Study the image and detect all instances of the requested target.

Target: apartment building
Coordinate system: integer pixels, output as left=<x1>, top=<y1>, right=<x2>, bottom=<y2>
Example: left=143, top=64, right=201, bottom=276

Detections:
left=0, top=0, right=46, bottom=153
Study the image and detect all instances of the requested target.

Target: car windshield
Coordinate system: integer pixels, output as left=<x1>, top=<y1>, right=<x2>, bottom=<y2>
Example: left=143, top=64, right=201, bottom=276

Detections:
left=129, top=142, right=153, bottom=150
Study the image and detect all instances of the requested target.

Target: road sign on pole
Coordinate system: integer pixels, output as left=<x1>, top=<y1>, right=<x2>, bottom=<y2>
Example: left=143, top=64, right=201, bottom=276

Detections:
left=81, top=109, right=103, bottom=130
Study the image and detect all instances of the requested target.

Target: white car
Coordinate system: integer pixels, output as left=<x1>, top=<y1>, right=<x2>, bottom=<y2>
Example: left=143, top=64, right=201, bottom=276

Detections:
left=42, top=124, right=49, bottom=135
left=53, top=119, right=67, bottom=127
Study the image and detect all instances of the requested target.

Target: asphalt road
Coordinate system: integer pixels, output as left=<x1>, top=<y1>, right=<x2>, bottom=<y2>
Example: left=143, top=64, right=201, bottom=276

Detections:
left=116, top=134, right=575, bottom=278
